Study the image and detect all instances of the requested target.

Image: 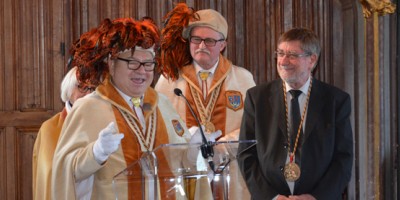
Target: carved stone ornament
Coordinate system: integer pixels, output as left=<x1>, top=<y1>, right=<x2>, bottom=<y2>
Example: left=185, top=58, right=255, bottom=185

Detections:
left=360, top=0, right=396, bottom=18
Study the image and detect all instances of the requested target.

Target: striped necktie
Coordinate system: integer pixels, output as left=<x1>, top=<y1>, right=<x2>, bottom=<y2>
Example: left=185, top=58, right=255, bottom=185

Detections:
left=199, top=71, right=210, bottom=100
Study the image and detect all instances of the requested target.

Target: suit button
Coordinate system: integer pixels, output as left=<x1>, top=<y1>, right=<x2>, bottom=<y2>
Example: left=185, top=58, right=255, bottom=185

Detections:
left=279, top=166, right=284, bottom=171
left=283, top=143, right=289, bottom=149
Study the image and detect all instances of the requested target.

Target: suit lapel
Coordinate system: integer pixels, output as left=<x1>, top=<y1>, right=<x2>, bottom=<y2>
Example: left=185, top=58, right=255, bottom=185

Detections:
left=303, top=79, right=325, bottom=142
left=268, top=80, right=288, bottom=141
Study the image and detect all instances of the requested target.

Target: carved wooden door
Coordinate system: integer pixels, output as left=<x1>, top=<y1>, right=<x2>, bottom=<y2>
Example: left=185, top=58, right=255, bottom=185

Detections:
left=0, top=0, right=65, bottom=199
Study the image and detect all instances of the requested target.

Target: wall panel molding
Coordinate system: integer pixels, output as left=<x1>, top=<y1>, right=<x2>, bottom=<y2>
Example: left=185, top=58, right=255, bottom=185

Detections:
left=0, top=128, right=6, bottom=199
left=15, top=128, right=37, bottom=199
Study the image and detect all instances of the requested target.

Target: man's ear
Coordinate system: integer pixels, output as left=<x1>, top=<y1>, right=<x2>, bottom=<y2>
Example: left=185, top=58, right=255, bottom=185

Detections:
left=219, top=40, right=227, bottom=52
left=107, top=57, right=114, bottom=71
left=309, top=54, right=319, bottom=69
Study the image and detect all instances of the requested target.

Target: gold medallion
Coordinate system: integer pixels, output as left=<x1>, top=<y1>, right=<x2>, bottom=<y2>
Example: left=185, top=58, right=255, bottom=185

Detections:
left=283, top=162, right=301, bottom=182
left=203, top=121, right=215, bottom=132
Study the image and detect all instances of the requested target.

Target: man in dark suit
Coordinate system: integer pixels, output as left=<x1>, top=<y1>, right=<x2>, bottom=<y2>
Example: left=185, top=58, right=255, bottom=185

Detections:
left=237, top=28, right=353, bottom=200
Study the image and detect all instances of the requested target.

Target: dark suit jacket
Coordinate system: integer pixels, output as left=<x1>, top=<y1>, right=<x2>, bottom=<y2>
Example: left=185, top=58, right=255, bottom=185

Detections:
left=237, top=78, right=353, bottom=200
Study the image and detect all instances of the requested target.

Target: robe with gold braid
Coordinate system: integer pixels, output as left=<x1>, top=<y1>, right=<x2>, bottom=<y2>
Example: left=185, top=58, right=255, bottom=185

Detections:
left=155, top=55, right=256, bottom=200
left=51, top=77, right=190, bottom=200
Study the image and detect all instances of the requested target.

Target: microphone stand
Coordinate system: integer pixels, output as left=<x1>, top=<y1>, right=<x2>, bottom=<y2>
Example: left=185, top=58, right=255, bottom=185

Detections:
left=174, top=88, right=215, bottom=171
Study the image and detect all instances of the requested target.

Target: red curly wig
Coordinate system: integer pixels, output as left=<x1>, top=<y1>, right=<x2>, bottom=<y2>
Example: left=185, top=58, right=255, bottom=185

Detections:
left=69, top=17, right=160, bottom=85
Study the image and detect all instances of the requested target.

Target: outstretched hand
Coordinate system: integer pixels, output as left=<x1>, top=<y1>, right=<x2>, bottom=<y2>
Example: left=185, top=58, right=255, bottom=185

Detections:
left=93, top=122, right=124, bottom=164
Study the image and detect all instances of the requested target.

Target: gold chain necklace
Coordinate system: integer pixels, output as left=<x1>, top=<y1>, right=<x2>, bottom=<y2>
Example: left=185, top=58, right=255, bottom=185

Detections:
left=282, top=77, right=312, bottom=181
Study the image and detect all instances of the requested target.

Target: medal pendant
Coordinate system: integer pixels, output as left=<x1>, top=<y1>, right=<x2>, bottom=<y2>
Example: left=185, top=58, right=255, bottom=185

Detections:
left=203, top=121, right=215, bottom=132
left=284, top=162, right=301, bottom=182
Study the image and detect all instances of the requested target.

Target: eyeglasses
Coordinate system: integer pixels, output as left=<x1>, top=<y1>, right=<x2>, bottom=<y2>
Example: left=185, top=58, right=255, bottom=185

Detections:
left=275, top=51, right=311, bottom=60
left=117, top=57, right=156, bottom=72
left=77, top=85, right=96, bottom=93
left=190, top=36, right=225, bottom=47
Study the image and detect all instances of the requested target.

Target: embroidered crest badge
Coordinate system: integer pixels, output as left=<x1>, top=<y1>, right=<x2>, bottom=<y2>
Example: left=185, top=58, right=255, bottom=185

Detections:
left=172, top=119, right=184, bottom=136
left=225, top=90, right=243, bottom=111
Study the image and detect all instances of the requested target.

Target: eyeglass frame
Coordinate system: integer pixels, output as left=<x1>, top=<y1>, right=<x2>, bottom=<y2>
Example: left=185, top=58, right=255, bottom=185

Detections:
left=189, top=36, right=225, bottom=47
left=77, top=84, right=96, bottom=93
left=116, top=57, right=156, bottom=72
left=275, top=50, right=311, bottom=60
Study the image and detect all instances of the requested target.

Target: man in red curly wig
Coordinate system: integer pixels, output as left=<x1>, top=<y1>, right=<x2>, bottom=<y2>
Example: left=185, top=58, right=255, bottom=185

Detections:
left=51, top=17, right=191, bottom=200
left=156, top=3, right=256, bottom=200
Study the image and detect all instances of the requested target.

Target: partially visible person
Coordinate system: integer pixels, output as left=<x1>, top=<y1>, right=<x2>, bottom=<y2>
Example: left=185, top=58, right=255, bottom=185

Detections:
left=32, top=66, right=96, bottom=200
left=51, top=17, right=191, bottom=200
left=238, top=27, right=353, bottom=200
left=156, top=3, right=255, bottom=199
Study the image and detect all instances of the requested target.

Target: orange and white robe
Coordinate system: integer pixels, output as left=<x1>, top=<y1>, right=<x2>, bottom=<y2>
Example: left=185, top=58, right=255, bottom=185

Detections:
left=32, top=108, right=67, bottom=200
left=156, top=54, right=256, bottom=200
left=51, top=77, right=190, bottom=200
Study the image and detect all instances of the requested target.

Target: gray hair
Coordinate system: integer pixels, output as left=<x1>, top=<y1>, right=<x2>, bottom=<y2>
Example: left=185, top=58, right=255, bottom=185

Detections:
left=60, top=67, right=78, bottom=102
left=278, top=27, right=321, bottom=59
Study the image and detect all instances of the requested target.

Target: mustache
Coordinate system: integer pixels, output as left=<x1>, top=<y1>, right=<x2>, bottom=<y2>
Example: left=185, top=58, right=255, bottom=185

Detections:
left=195, top=49, right=210, bottom=55
left=279, top=65, right=291, bottom=69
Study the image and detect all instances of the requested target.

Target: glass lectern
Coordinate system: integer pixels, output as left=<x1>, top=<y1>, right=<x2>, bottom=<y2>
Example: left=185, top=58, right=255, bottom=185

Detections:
left=113, top=140, right=256, bottom=200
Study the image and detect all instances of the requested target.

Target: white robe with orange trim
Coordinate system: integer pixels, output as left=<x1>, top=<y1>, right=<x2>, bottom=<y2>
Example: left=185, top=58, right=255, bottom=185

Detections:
left=51, top=77, right=190, bottom=200
left=155, top=55, right=256, bottom=200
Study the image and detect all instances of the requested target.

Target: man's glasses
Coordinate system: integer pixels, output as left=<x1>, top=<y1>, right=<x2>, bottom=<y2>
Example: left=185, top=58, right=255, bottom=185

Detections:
left=77, top=85, right=96, bottom=93
left=117, top=57, right=156, bottom=72
left=275, top=51, right=311, bottom=60
left=190, top=36, right=225, bottom=47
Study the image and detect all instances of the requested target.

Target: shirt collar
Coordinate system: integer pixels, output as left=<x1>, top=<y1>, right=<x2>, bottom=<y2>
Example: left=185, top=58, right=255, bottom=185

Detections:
left=194, top=58, right=219, bottom=75
left=285, top=76, right=311, bottom=95
left=112, top=82, right=143, bottom=108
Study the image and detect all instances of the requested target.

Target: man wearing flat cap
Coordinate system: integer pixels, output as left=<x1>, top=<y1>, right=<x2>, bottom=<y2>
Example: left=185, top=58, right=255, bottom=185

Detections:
left=156, top=3, right=256, bottom=200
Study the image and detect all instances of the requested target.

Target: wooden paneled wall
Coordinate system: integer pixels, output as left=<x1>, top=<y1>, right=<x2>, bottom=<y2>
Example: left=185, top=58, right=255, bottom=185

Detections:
left=0, top=0, right=397, bottom=199
left=1, top=0, right=64, bottom=199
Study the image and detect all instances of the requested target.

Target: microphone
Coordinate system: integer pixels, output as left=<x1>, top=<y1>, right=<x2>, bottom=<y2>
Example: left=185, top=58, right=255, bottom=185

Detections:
left=174, top=88, right=215, bottom=170
left=174, top=88, right=208, bottom=145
